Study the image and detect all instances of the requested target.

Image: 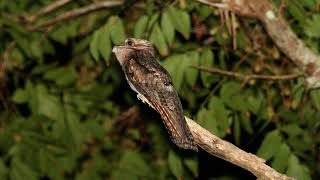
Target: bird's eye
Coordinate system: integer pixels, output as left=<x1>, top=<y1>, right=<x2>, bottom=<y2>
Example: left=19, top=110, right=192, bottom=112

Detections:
left=126, top=39, right=133, bottom=46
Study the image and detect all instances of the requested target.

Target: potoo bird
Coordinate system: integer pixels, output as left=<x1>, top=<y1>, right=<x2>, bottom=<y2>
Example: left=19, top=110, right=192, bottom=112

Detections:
left=112, top=38, right=198, bottom=151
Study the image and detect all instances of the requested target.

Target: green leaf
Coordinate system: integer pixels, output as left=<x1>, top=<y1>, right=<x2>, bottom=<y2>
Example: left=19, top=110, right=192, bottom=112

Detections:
left=271, top=143, right=291, bottom=173
left=220, top=81, right=247, bottom=112
left=89, top=30, right=100, bottom=61
left=50, top=25, right=69, bottom=44
left=162, top=55, right=184, bottom=91
left=257, top=130, right=282, bottom=161
left=185, top=52, right=199, bottom=87
left=134, top=16, right=149, bottom=38
left=233, top=115, right=241, bottom=145
left=281, top=124, right=304, bottom=137
left=208, top=96, right=230, bottom=137
left=147, top=13, right=160, bottom=31
left=305, top=14, right=320, bottom=38
left=311, top=88, right=320, bottom=110
left=246, top=92, right=264, bottom=115
left=65, top=105, right=84, bottom=146
left=149, top=23, right=169, bottom=56
left=43, top=66, right=77, bottom=86
left=161, top=11, right=175, bottom=46
left=168, top=7, right=191, bottom=39
left=119, top=151, right=152, bottom=177
left=10, top=158, right=38, bottom=180
left=287, top=2, right=306, bottom=23
left=0, top=159, right=7, bottom=178
left=34, top=84, right=64, bottom=121
left=184, top=158, right=198, bottom=177
left=300, top=0, right=316, bottom=10
left=168, top=150, right=183, bottom=179
left=239, top=112, right=253, bottom=134
left=98, top=25, right=112, bottom=63
left=12, top=88, right=29, bottom=104
left=30, top=39, right=43, bottom=60
left=287, top=155, right=311, bottom=180
left=108, top=16, right=126, bottom=44
left=200, top=49, right=215, bottom=87
left=197, top=108, right=218, bottom=136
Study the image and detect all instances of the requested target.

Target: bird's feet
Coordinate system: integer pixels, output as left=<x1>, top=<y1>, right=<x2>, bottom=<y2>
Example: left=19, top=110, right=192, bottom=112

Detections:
left=137, top=94, right=154, bottom=109
left=137, top=94, right=147, bottom=104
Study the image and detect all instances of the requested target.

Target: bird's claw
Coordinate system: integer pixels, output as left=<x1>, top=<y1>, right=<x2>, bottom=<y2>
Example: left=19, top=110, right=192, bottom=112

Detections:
left=137, top=94, right=147, bottom=104
left=137, top=94, right=154, bottom=109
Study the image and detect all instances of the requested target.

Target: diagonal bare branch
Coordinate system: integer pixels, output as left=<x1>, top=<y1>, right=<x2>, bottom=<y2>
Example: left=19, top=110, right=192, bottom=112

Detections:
left=27, top=0, right=72, bottom=23
left=136, top=95, right=295, bottom=180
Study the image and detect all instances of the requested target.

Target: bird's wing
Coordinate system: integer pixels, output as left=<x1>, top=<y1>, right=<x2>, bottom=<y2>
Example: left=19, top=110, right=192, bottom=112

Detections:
left=125, top=58, right=197, bottom=151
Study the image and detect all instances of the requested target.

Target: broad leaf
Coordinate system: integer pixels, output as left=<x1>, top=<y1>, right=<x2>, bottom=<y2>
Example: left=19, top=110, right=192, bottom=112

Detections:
left=108, top=16, right=126, bottom=44
left=168, top=151, right=183, bottom=179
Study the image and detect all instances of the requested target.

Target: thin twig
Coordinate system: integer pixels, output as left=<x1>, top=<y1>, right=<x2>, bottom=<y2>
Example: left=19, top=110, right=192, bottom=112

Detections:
left=192, top=65, right=304, bottom=81
left=136, top=95, right=295, bottom=180
left=29, top=0, right=124, bottom=31
left=26, top=0, right=72, bottom=23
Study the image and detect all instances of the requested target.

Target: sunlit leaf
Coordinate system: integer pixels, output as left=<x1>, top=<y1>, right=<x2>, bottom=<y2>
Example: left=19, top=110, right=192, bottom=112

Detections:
left=108, top=16, right=126, bottom=45
left=149, top=23, right=169, bottom=56
left=12, top=88, right=28, bottom=104
left=98, top=25, right=112, bottom=63
left=168, top=7, right=191, bottom=39
left=134, top=16, right=149, bottom=38
left=90, top=30, right=100, bottom=61
left=161, top=11, right=175, bottom=46
left=257, top=130, right=282, bottom=161
left=162, top=55, right=184, bottom=91
left=271, top=143, right=291, bottom=173
left=287, top=155, right=311, bottom=180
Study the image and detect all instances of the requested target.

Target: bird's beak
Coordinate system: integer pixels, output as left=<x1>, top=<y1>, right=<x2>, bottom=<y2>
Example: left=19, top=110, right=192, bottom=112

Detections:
left=112, top=46, right=118, bottom=54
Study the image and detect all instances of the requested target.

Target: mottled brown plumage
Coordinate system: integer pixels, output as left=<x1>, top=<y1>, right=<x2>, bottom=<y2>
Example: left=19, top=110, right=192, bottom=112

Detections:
left=112, top=38, right=198, bottom=151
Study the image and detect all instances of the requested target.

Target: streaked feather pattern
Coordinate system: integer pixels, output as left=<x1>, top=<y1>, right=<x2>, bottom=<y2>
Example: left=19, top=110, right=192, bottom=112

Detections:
left=113, top=38, right=198, bottom=151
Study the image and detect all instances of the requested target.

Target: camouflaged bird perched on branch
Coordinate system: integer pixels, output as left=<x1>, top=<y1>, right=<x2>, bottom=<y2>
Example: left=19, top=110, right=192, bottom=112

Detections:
left=112, top=38, right=198, bottom=151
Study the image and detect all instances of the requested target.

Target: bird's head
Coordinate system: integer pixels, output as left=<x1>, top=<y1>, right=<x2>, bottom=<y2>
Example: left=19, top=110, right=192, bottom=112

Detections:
left=112, top=38, right=154, bottom=65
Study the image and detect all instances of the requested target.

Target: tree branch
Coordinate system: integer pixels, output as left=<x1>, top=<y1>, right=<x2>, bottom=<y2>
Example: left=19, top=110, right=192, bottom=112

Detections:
left=192, top=65, right=304, bottom=81
left=26, top=0, right=72, bottom=23
left=194, top=0, right=320, bottom=89
left=29, top=0, right=124, bottom=31
left=136, top=95, right=295, bottom=180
